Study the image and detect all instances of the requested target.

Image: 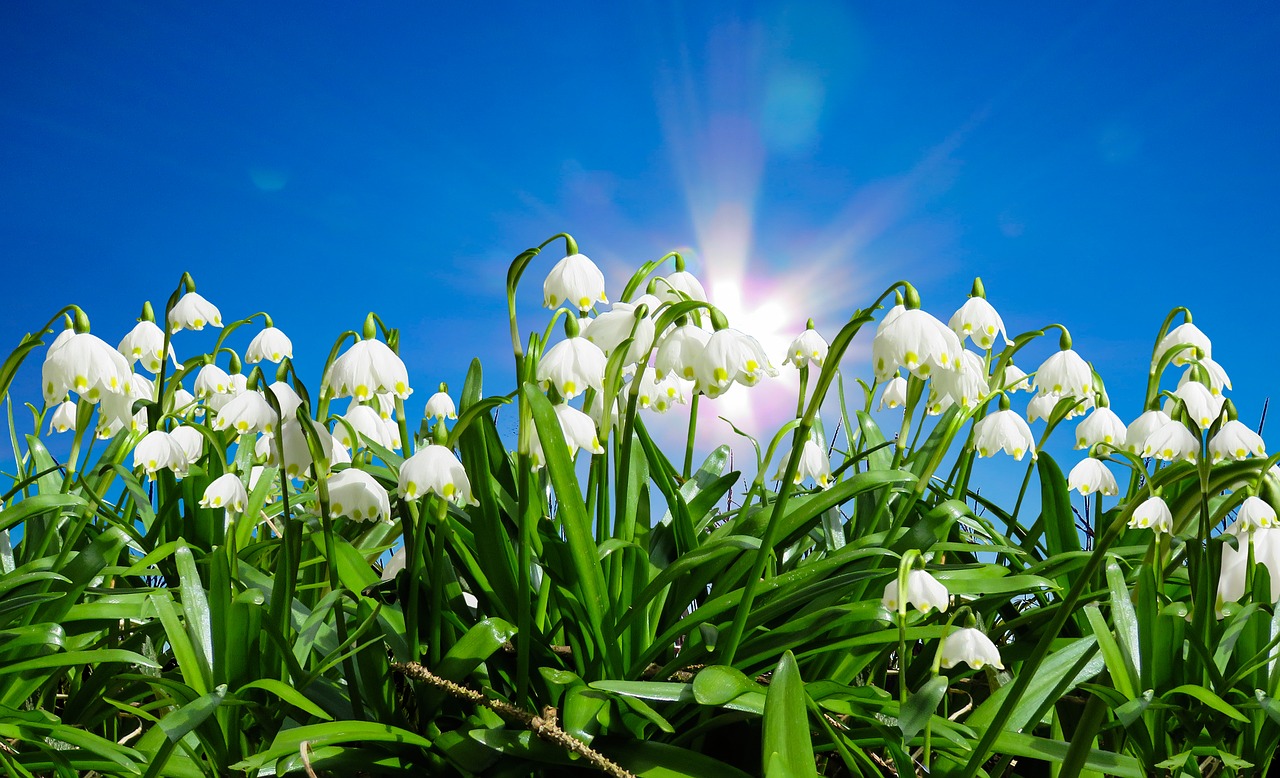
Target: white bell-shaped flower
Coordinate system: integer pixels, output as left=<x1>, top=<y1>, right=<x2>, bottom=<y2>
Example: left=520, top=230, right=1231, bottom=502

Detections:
left=205, top=374, right=248, bottom=414
left=694, top=328, right=778, bottom=398
left=168, top=292, right=223, bottom=334
left=536, top=336, right=606, bottom=400
left=1209, top=420, right=1266, bottom=464
left=930, top=351, right=989, bottom=412
left=169, top=386, right=201, bottom=419
left=326, top=339, right=411, bottom=402
left=326, top=468, right=391, bottom=522
left=42, top=332, right=133, bottom=405
left=784, top=327, right=829, bottom=369
left=994, top=363, right=1032, bottom=393
left=1035, top=349, right=1092, bottom=399
left=1237, top=496, right=1278, bottom=532
left=1172, top=382, right=1225, bottom=429
left=940, top=627, right=1003, bottom=670
left=248, top=465, right=276, bottom=503
left=1075, top=408, right=1127, bottom=450
left=880, top=376, right=909, bottom=410
left=634, top=370, right=687, bottom=413
left=872, top=308, right=963, bottom=380
left=1154, top=322, right=1211, bottom=367
left=398, top=444, right=476, bottom=505
left=772, top=438, right=833, bottom=489
left=974, top=409, right=1037, bottom=461
left=1027, top=393, right=1091, bottom=424
left=97, top=374, right=154, bottom=438
left=1142, top=420, right=1200, bottom=463
left=194, top=364, right=232, bottom=398
left=200, top=473, right=248, bottom=512
left=268, top=417, right=334, bottom=478
left=652, top=270, right=707, bottom=305
left=543, top=253, right=608, bottom=311
left=49, top=400, right=78, bottom=434
left=169, top=425, right=204, bottom=464
left=118, top=320, right=176, bottom=373
left=882, top=569, right=949, bottom=614
left=246, top=327, right=293, bottom=364
left=212, top=390, right=276, bottom=435
left=267, top=382, right=303, bottom=419
left=1127, top=495, right=1172, bottom=533
left=948, top=297, right=1006, bottom=350
left=373, top=392, right=397, bottom=420
left=1125, top=410, right=1172, bottom=454
left=335, top=405, right=394, bottom=450
left=1068, top=458, right=1119, bottom=496
left=381, top=417, right=402, bottom=449
left=133, top=430, right=189, bottom=477
left=1218, top=526, right=1280, bottom=613
left=654, top=324, right=710, bottom=381
left=585, top=299, right=657, bottom=366
left=425, top=390, right=457, bottom=422
left=1179, top=358, right=1232, bottom=397
left=529, top=403, right=605, bottom=469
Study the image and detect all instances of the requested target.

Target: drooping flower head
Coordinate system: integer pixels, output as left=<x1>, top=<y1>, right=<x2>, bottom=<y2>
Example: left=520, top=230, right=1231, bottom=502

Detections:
left=49, top=400, right=78, bottom=434
left=882, top=569, right=949, bottom=614
left=1127, top=495, right=1173, bottom=533
left=1125, top=410, right=1172, bottom=454
left=211, top=390, right=276, bottom=435
left=1035, top=349, right=1093, bottom=400
left=326, top=468, right=391, bottom=522
left=246, top=327, right=293, bottom=364
left=880, top=376, right=909, bottom=410
left=326, top=338, right=411, bottom=402
left=536, top=335, right=606, bottom=400
left=872, top=307, right=963, bottom=380
left=1209, top=420, right=1266, bottom=464
left=335, top=405, right=394, bottom=451
left=1170, top=381, right=1224, bottom=430
left=651, top=270, right=708, bottom=306
left=168, top=292, right=223, bottom=334
left=948, top=289, right=1007, bottom=351
left=694, top=328, right=778, bottom=398
left=1154, top=322, right=1211, bottom=368
left=133, top=430, right=189, bottom=477
left=118, top=320, right=177, bottom=373
left=654, top=324, right=710, bottom=381
left=425, top=385, right=458, bottom=423
left=543, top=253, right=607, bottom=312
left=42, top=332, right=133, bottom=405
left=772, top=437, right=833, bottom=489
left=940, top=627, right=1003, bottom=670
left=974, top=408, right=1037, bottom=461
left=398, top=444, right=476, bottom=505
left=1068, top=458, right=1119, bottom=496
left=200, top=472, right=248, bottom=512
left=784, top=323, right=829, bottom=369
left=1075, top=407, right=1127, bottom=450
left=585, top=298, right=658, bottom=366
left=1142, top=420, right=1200, bottom=463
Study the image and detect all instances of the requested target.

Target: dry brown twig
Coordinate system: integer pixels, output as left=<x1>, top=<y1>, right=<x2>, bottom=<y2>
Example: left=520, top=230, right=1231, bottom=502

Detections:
left=392, top=661, right=636, bottom=778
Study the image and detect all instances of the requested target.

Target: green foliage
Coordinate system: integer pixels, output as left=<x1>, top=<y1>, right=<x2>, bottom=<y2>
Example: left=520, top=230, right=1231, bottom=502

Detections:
left=2, top=245, right=1279, bottom=777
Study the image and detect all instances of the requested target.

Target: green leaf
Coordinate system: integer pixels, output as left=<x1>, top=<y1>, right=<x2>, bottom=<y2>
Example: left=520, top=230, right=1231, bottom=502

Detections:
left=229, top=722, right=432, bottom=772
left=235, top=679, right=333, bottom=721
left=762, top=651, right=817, bottom=778
left=590, top=681, right=695, bottom=704
left=157, top=684, right=226, bottom=743
left=1161, top=684, right=1248, bottom=722
left=898, top=675, right=948, bottom=742
left=989, top=729, right=1143, bottom=777
left=0, top=649, right=159, bottom=676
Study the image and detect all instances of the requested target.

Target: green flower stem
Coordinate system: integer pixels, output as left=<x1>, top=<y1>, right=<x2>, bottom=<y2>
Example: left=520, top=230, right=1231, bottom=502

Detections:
left=312, top=454, right=364, bottom=720
left=796, top=365, right=809, bottom=419
left=682, top=395, right=700, bottom=480
left=505, top=233, right=578, bottom=376
left=404, top=498, right=428, bottom=660
left=428, top=497, right=449, bottom=667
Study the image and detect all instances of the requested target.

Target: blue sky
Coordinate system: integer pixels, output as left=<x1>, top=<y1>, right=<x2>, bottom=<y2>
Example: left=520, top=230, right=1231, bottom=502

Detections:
left=2, top=3, right=1278, bottom=494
